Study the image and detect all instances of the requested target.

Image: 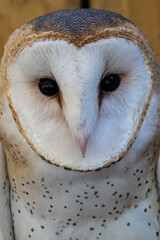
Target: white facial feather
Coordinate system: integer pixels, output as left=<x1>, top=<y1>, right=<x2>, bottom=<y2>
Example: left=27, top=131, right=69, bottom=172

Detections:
left=7, top=38, right=151, bottom=170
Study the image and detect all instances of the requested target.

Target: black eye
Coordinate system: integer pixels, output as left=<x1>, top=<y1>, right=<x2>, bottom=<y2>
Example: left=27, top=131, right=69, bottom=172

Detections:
left=38, top=78, right=59, bottom=96
left=100, top=74, right=121, bottom=92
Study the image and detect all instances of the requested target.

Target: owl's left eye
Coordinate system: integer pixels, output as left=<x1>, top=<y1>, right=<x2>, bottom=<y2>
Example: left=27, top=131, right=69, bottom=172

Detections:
left=38, top=78, right=59, bottom=96
left=100, top=74, right=121, bottom=92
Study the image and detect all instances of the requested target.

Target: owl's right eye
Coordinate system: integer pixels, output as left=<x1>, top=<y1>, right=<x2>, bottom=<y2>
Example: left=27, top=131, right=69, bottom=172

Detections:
left=38, top=78, right=59, bottom=96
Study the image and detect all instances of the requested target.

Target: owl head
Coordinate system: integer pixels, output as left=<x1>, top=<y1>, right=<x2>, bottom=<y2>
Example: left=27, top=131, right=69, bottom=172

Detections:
left=0, top=9, right=159, bottom=171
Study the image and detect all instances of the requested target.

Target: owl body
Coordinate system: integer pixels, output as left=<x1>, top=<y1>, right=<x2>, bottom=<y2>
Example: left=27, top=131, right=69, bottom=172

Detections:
left=1, top=93, right=160, bottom=240
left=0, top=9, right=160, bottom=240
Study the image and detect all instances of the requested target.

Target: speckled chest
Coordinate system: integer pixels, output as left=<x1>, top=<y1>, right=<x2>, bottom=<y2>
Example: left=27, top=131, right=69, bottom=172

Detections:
left=2, top=135, right=159, bottom=240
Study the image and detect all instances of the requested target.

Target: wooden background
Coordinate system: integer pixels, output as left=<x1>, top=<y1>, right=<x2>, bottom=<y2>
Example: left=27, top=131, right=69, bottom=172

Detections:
left=0, top=0, right=160, bottom=63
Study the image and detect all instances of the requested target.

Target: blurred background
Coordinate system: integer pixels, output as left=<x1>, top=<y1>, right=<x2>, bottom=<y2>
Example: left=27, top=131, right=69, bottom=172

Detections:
left=0, top=0, right=160, bottom=63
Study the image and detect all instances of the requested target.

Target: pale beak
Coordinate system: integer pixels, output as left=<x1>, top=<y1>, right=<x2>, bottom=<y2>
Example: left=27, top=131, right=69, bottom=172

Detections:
left=76, top=137, right=88, bottom=157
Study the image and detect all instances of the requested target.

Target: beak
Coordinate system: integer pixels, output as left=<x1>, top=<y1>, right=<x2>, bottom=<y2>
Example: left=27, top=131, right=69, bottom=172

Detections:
left=76, top=137, right=88, bottom=157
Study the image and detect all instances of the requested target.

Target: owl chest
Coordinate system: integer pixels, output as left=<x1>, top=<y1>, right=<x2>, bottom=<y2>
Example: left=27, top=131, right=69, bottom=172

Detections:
left=7, top=150, right=160, bottom=240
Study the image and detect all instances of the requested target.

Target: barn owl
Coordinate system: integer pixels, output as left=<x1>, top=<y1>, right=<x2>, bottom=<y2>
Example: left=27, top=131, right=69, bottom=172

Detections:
left=0, top=8, right=160, bottom=240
